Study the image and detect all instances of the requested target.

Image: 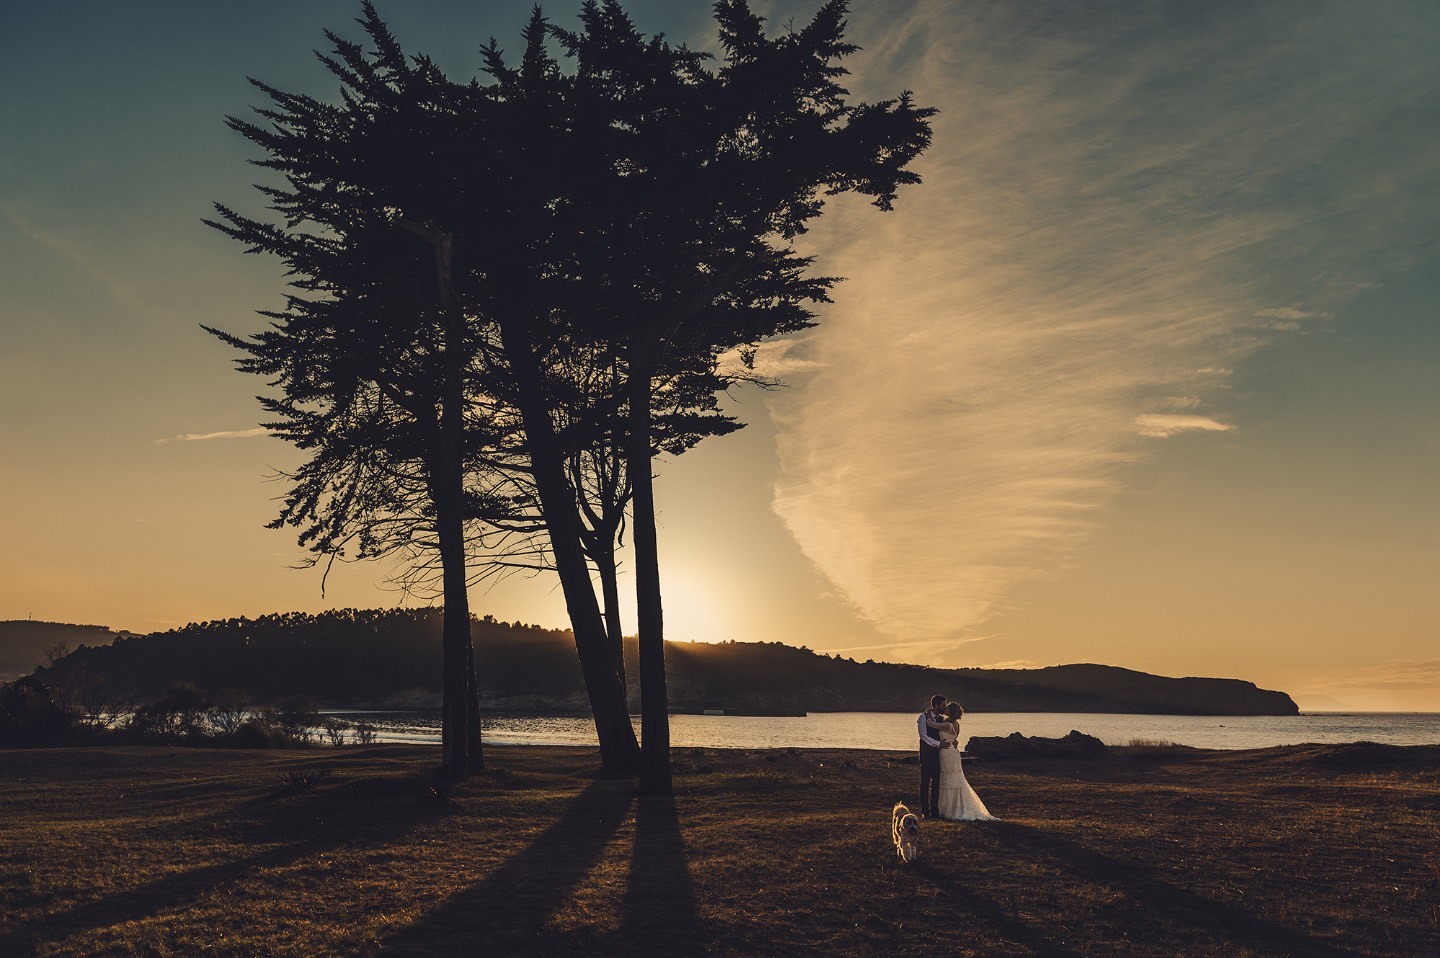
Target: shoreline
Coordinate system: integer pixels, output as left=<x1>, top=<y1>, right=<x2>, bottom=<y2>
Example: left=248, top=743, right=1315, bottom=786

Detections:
left=326, top=709, right=1440, bottom=752
left=13, top=737, right=1440, bottom=758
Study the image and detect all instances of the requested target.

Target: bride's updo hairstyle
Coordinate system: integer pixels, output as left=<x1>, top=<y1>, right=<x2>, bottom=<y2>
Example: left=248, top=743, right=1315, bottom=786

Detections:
left=945, top=703, right=963, bottom=721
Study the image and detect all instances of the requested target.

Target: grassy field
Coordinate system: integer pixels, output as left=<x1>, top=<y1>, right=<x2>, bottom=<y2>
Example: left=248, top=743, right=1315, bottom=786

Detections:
left=1, top=741, right=1437, bottom=956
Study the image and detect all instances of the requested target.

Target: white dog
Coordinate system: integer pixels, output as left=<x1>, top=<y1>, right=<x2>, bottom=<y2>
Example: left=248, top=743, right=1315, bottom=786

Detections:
left=891, top=802, right=920, bottom=862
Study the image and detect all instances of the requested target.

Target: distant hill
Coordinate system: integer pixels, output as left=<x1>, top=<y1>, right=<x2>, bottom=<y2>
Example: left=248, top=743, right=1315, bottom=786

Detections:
left=0, top=621, right=125, bottom=681
left=27, top=609, right=1298, bottom=715
left=666, top=644, right=1298, bottom=716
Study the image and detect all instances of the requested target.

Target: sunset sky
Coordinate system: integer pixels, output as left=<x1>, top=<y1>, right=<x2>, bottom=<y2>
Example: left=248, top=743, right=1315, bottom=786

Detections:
left=3, top=1, right=1436, bottom=711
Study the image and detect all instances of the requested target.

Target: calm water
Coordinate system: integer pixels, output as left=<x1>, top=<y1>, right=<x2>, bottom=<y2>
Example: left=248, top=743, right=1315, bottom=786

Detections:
left=326, top=710, right=1440, bottom=751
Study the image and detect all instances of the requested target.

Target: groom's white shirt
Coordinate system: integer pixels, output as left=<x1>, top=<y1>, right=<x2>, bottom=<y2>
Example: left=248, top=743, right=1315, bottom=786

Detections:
left=917, top=711, right=943, bottom=748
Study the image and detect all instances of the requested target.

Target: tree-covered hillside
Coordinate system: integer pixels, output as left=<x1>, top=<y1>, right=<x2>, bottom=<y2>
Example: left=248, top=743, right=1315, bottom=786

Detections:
left=664, top=642, right=1297, bottom=715
left=31, top=610, right=1297, bottom=715
left=0, top=621, right=124, bottom=680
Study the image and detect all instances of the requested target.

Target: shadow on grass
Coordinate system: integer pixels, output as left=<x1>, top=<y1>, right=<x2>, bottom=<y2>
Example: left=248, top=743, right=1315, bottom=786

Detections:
left=381, top=777, right=636, bottom=955
left=0, top=781, right=446, bottom=956
left=618, top=794, right=702, bottom=947
left=913, top=855, right=1083, bottom=957
left=978, top=822, right=1361, bottom=957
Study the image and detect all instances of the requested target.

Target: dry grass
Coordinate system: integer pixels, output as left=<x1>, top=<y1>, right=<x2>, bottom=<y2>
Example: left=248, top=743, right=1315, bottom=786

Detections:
left=1, top=742, right=1437, bottom=956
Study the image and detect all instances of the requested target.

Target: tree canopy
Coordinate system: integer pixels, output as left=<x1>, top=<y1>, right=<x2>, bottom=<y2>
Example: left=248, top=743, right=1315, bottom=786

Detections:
left=208, top=0, right=934, bottom=788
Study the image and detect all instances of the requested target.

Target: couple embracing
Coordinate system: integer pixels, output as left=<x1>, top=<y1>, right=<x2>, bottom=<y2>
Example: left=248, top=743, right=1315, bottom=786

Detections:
left=917, top=693, right=996, bottom=821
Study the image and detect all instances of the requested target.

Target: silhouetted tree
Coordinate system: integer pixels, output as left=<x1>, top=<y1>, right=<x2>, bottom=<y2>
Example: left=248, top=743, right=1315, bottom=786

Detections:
left=206, top=1, right=931, bottom=790
left=209, top=689, right=252, bottom=737
left=206, top=5, right=649, bottom=774
left=0, top=676, right=81, bottom=747
left=131, top=681, right=212, bottom=741
left=205, top=6, right=515, bottom=778
left=546, top=0, right=935, bottom=792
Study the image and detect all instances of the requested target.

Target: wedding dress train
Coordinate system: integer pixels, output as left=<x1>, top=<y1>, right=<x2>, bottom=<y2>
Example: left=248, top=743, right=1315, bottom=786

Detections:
left=938, top=729, right=996, bottom=821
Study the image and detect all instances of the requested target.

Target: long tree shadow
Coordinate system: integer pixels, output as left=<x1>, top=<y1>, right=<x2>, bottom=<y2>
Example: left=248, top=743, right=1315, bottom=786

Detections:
left=913, top=850, right=1084, bottom=958
left=617, top=794, right=701, bottom=948
left=964, top=822, right=1363, bottom=957
left=0, top=780, right=447, bottom=956
left=381, top=777, right=634, bottom=955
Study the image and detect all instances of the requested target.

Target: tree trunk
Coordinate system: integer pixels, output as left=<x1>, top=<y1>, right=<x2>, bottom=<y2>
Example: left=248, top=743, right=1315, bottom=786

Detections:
left=532, top=436, right=640, bottom=775
left=465, top=627, right=484, bottom=773
left=421, top=223, right=482, bottom=780
left=434, top=462, right=478, bottom=780
left=593, top=543, right=628, bottom=699
left=629, top=354, right=671, bottom=796
left=500, top=318, right=640, bottom=775
left=431, top=372, right=481, bottom=778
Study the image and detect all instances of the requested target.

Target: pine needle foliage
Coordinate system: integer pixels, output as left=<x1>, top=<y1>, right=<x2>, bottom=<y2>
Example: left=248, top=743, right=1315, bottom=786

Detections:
left=206, top=0, right=934, bottom=787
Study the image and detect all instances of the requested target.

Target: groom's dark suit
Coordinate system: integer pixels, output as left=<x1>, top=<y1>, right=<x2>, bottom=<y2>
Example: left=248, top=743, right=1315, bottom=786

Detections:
left=917, top=709, right=944, bottom=816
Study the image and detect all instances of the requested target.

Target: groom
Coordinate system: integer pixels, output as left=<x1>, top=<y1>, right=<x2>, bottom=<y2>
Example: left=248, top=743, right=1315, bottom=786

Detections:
left=917, top=693, right=947, bottom=818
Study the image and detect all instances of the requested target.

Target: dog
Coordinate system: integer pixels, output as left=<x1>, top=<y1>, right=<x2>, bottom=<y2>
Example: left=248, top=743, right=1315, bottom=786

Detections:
left=891, top=802, right=921, bottom=862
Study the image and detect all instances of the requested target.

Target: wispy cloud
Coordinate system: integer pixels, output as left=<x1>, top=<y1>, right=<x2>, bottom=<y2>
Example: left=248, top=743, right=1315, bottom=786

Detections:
left=1310, top=658, right=1440, bottom=692
left=156, top=428, right=269, bottom=444
left=1255, top=307, right=1327, bottom=323
left=973, top=660, right=1042, bottom=671
left=764, top=0, right=1439, bottom=657
left=1254, top=305, right=1331, bottom=333
left=1133, top=414, right=1234, bottom=439
left=717, top=338, right=823, bottom=380
left=827, top=635, right=993, bottom=666
left=0, top=200, right=148, bottom=311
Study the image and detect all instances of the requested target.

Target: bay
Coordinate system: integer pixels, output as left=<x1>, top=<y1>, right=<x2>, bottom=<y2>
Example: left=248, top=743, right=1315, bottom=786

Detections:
left=325, top=709, right=1440, bottom=751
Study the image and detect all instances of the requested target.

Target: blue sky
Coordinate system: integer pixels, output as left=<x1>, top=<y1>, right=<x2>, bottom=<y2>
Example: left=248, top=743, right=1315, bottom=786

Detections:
left=2, top=1, right=1437, bottom=709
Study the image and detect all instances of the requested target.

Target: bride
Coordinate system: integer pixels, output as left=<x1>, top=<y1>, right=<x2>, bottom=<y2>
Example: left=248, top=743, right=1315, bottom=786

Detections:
left=936, top=702, right=996, bottom=821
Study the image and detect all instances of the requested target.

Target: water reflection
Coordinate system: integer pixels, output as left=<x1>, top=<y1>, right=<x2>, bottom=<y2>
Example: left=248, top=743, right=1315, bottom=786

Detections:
left=323, top=710, right=1440, bottom=750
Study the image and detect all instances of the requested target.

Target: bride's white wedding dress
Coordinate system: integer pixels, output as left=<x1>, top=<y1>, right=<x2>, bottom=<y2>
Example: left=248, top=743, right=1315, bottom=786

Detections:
left=938, top=728, right=996, bottom=821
